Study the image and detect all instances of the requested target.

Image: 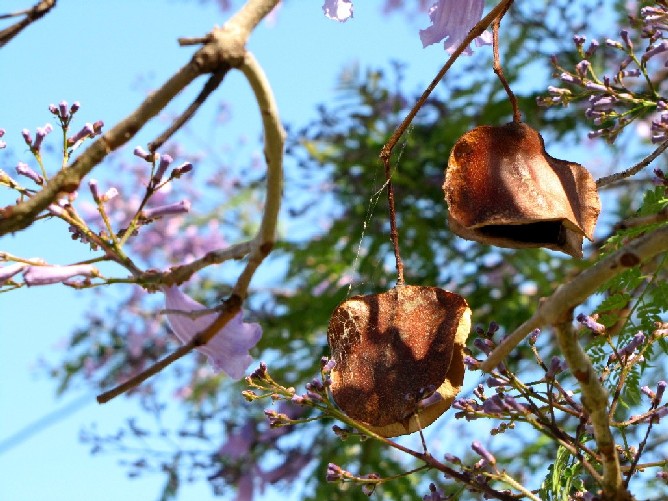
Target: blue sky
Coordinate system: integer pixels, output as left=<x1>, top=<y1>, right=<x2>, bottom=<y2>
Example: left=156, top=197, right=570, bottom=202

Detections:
left=0, top=1, right=478, bottom=500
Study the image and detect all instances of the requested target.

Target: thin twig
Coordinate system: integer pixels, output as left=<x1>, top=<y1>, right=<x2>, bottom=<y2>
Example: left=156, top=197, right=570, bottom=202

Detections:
left=491, top=4, right=521, bottom=123
left=554, top=318, right=631, bottom=501
left=480, top=224, right=668, bottom=372
left=379, top=0, right=514, bottom=163
left=596, top=139, right=668, bottom=187
left=383, top=158, right=405, bottom=286
left=149, top=67, right=230, bottom=152
left=97, top=296, right=242, bottom=403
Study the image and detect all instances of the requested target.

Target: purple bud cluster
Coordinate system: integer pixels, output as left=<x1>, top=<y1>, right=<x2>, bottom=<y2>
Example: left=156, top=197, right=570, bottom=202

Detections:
left=67, top=121, right=104, bottom=148
left=326, top=463, right=346, bottom=482
left=539, top=16, right=668, bottom=143
left=134, top=146, right=194, bottom=185
left=49, top=100, right=80, bottom=126
left=16, top=162, right=44, bottom=185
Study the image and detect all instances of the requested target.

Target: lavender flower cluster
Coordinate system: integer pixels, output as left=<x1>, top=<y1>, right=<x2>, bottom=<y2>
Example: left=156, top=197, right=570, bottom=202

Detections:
left=1, top=102, right=263, bottom=383
left=539, top=2, right=668, bottom=143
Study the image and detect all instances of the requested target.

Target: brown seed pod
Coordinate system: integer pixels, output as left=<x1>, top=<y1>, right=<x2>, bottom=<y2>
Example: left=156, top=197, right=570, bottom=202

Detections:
left=326, top=285, right=471, bottom=437
left=443, top=122, right=600, bottom=258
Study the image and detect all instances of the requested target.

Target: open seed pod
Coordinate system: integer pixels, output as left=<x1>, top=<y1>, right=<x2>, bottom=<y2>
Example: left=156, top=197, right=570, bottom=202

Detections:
left=326, top=285, right=470, bottom=438
left=443, top=122, right=600, bottom=258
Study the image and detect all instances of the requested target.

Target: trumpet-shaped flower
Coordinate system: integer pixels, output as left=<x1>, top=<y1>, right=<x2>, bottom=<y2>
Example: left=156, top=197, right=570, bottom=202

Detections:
left=323, top=0, right=353, bottom=22
left=23, top=263, right=99, bottom=286
left=419, top=0, right=491, bottom=55
left=164, top=286, right=262, bottom=379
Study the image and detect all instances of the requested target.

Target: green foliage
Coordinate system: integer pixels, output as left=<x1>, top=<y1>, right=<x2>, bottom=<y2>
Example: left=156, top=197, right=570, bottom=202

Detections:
left=539, top=446, right=584, bottom=501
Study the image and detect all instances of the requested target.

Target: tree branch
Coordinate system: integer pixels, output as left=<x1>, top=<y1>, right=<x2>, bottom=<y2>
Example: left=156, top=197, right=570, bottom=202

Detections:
left=149, top=67, right=230, bottom=152
left=555, top=318, right=632, bottom=501
left=480, top=225, right=668, bottom=372
left=596, top=139, right=668, bottom=188
left=232, top=51, right=285, bottom=298
left=97, top=46, right=284, bottom=404
left=0, top=0, right=280, bottom=237
left=0, top=0, right=56, bottom=48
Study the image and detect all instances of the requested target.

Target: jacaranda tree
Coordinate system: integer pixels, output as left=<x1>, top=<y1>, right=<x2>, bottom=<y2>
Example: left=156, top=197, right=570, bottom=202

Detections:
left=1, top=0, right=668, bottom=499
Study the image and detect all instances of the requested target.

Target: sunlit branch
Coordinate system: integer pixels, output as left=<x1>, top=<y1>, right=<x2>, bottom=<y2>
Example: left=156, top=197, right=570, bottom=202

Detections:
left=554, top=317, right=630, bottom=500
left=232, top=51, right=285, bottom=298
left=97, top=29, right=284, bottom=405
left=480, top=224, right=668, bottom=372
left=149, top=67, right=230, bottom=152
left=0, top=0, right=56, bottom=48
left=159, top=240, right=255, bottom=286
left=0, top=0, right=280, bottom=237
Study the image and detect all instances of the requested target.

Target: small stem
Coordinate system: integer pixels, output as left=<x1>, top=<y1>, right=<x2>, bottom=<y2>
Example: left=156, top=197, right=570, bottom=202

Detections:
left=379, top=0, right=514, bottom=163
left=597, top=138, right=668, bottom=187
left=383, top=159, right=405, bottom=286
left=492, top=7, right=521, bottom=123
left=497, top=471, right=541, bottom=501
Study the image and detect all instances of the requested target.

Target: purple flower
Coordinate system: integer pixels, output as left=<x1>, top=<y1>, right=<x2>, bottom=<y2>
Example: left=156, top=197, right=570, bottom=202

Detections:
left=419, top=0, right=491, bottom=55
left=642, top=40, right=668, bottom=62
left=546, top=356, right=566, bottom=380
left=67, top=123, right=95, bottom=146
left=59, top=100, right=69, bottom=119
left=657, top=381, right=667, bottom=403
left=140, top=200, right=191, bottom=220
left=321, top=357, right=336, bottom=373
left=0, top=263, right=27, bottom=285
left=619, top=332, right=645, bottom=357
left=573, top=34, right=586, bottom=46
left=154, top=154, right=173, bottom=183
left=133, top=146, right=154, bottom=162
left=171, top=162, right=193, bottom=178
left=576, top=313, right=606, bottom=334
left=33, top=124, right=53, bottom=151
left=326, top=463, right=345, bottom=482
left=163, top=286, right=262, bottom=379
left=323, top=0, right=353, bottom=22
left=21, top=128, right=33, bottom=146
left=471, top=440, right=496, bottom=465
left=89, top=179, right=101, bottom=203
left=16, top=162, right=44, bottom=185
left=23, top=264, right=99, bottom=286
left=0, top=128, right=5, bottom=149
